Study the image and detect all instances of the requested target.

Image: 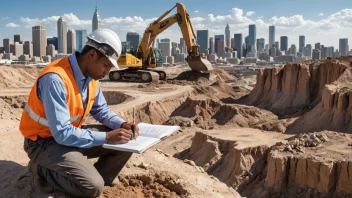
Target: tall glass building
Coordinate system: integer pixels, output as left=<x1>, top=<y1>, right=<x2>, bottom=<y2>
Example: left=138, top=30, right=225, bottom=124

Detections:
left=234, top=33, right=243, bottom=59
left=256, top=38, right=264, bottom=53
left=196, top=30, right=209, bottom=53
left=280, top=36, right=288, bottom=52
left=248, top=24, right=256, bottom=53
left=75, top=30, right=87, bottom=53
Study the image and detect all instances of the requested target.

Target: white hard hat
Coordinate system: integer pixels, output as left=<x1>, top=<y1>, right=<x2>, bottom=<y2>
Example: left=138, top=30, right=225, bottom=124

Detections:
left=86, top=29, right=122, bottom=68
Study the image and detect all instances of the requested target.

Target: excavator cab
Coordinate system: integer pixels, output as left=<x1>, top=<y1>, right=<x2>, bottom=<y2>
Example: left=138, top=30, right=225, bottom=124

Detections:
left=153, top=49, right=163, bottom=67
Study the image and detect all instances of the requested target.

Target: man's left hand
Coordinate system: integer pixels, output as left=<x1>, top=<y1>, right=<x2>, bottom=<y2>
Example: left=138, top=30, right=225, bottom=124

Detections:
left=121, top=122, right=139, bottom=140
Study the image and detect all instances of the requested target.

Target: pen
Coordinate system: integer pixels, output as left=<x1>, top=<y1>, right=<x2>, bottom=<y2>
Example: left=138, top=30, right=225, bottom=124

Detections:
left=133, top=106, right=136, bottom=141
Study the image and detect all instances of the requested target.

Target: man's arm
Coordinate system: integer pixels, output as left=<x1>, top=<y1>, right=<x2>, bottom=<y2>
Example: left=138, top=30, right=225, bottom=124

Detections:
left=89, top=82, right=126, bottom=129
left=38, top=74, right=106, bottom=148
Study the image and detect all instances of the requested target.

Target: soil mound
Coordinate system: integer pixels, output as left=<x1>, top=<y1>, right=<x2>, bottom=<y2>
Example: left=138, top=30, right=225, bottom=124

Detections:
left=178, top=129, right=289, bottom=191
left=174, top=69, right=236, bottom=84
left=241, top=131, right=352, bottom=198
left=169, top=97, right=286, bottom=132
left=286, top=67, right=352, bottom=133
left=106, top=173, right=187, bottom=198
left=0, top=66, right=40, bottom=88
left=242, top=57, right=351, bottom=118
left=0, top=96, right=27, bottom=120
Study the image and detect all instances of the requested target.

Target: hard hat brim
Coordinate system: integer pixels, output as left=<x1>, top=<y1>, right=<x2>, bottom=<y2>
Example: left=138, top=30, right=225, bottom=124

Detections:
left=108, top=56, right=119, bottom=68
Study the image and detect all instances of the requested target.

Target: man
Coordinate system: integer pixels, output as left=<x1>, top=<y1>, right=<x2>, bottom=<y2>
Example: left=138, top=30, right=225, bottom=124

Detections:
left=19, top=29, right=139, bottom=197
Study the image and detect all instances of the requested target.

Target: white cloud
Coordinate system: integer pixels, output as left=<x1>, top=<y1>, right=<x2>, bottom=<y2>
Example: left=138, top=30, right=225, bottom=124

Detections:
left=194, top=10, right=199, bottom=13
left=1, top=17, right=9, bottom=20
left=319, top=13, right=324, bottom=16
left=20, top=13, right=90, bottom=27
left=191, top=17, right=205, bottom=23
left=246, top=11, right=255, bottom=17
left=6, top=23, right=20, bottom=28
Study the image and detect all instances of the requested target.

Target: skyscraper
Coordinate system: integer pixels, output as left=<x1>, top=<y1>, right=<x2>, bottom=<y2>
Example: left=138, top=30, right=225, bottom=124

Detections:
left=275, top=42, right=279, bottom=52
left=299, top=36, right=305, bottom=53
left=196, top=30, right=209, bottom=53
left=179, top=38, right=186, bottom=53
left=312, top=49, right=321, bottom=60
left=126, top=32, right=140, bottom=51
left=234, top=34, right=243, bottom=59
left=214, top=35, right=224, bottom=55
left=67, top=29, right=76, bottom=54
left=75, top=30, right=87, bottom=52
left=291, top=44, right=297, bottom=56
left=57, top=17, right=67, bottom=54
left=256, top=38, right=264, bottom=53
left=315, top=42, right=321, bottom=50
left=159, top=41, right=171, bottom=57
left=209, top=37, right=214, bottom=54
left=280, top=36, right=288, bottom=52
left=306, top=44, right=312, bottom=57
left=3, top=39, right=13, bottom=53
left=92, top=6, right=101, bottom=32
left=269, top=26, right=275, bottom=48
left=47, top=37, right=58, bottom=50
left=225, top=23, right=230, bottom=48
left=339, top=38, right=349, bottom=56
left=32, top=25, right=46, bottom=57
left=14, top=34, right=23, bottom=44
left=248, top=24, right=256, bottom=53
left=23, top=41, right=33, bottom=57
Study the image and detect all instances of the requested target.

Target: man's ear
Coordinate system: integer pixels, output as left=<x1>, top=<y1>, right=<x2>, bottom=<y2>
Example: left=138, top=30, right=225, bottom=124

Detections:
left=87, top=49, right=96, bottom=60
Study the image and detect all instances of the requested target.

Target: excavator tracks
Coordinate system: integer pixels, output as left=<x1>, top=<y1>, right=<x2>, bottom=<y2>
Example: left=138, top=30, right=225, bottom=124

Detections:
left=109, top=69, right=166, bottom=83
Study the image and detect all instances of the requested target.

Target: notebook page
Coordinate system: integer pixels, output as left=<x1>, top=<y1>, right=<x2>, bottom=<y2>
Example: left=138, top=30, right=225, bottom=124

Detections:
left=103, top=136, right=160, bottom=153
left=138, top=123, right=181, bottom=139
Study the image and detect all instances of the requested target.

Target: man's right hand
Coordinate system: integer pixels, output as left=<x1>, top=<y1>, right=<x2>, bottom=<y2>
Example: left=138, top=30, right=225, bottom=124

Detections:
left=105, top=128, right=133, bottom=144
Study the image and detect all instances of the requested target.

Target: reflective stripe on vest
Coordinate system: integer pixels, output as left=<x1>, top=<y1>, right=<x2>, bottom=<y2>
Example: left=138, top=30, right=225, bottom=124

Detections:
left=24, top=104, right=82, bottom=127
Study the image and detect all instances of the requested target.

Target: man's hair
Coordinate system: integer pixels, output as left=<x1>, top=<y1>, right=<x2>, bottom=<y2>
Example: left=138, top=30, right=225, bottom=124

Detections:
left=80, top=45, right=105, bottom=58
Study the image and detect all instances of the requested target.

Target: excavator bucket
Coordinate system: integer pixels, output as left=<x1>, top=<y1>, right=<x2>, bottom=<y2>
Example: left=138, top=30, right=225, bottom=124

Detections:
left=187, top=55, right=213, bottom=72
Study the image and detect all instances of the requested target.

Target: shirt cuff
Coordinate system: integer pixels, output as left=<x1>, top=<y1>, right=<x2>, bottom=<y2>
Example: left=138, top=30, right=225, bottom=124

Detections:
left=93, top=131, right=106, bottom=146
left=112, top=118, right=126, bottom=129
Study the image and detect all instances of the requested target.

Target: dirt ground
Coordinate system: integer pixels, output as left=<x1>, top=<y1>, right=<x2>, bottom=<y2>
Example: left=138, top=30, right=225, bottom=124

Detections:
left=1, top=57, right=352, bottom=198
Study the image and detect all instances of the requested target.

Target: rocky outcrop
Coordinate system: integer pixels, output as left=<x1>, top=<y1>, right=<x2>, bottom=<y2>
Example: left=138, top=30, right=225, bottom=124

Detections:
left=181, top=130, right=352, bottom=197
left=240, top=131, right=352, bottom=198
left=286, top=68, right=352, bottom=133
left=243, top=58, right=350, bottom=117
left=179, top=130, right=289, bottom=191
left=170, top=97, right=286, bottom=132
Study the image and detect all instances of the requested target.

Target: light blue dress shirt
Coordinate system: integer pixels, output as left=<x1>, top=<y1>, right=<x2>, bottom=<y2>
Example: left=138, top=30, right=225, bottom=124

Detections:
left=37, top=52, right=125, bottom=148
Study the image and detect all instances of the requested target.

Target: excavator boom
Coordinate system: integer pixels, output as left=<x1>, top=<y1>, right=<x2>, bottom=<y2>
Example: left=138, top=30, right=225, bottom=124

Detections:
left=138, top=3, right=213, bottom=71
left=110, top=3, right=212, bottom=83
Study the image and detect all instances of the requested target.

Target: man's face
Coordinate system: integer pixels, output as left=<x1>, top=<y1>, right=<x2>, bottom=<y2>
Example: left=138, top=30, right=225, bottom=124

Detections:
left=88, top=50, right=114, bottom=80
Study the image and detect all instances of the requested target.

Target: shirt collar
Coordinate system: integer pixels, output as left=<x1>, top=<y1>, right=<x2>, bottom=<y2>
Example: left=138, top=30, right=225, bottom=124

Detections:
left=69, top=52, right=90, bottom=82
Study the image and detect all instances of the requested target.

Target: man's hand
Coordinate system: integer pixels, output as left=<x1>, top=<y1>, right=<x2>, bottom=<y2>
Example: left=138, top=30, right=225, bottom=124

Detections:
left=105, top=128, right=133, bottom=144
left=121, top=122, right=139, bottom=140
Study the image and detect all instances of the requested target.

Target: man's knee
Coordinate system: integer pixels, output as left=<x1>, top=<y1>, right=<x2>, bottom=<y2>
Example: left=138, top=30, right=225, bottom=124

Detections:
left=79, top=176, right=104, bottom=197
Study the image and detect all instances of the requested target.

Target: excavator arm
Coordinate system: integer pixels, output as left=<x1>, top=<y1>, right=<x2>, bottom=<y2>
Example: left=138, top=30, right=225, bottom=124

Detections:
left=138, top=3, right=213, bottom=71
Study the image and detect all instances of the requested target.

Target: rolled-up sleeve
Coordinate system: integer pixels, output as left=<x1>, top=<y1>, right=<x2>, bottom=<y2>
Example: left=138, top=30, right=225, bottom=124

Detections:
left=38, top=74, right=106, bottom=148
left=89, top=83, right=126, bottom=129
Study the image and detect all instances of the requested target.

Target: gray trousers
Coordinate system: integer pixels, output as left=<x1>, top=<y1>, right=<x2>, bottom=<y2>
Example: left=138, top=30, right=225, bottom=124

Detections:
left=24, top=125, right=132, bottom=197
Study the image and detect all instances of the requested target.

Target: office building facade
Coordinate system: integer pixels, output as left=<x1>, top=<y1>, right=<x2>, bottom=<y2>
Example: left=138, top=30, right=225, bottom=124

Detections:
left=196, top=30, right=209, bottom=53
left=269, top=25, right=275, bottom=48
left=57, top=17, right=67, bottom=54
left=32, top=25, right=46, bottom=57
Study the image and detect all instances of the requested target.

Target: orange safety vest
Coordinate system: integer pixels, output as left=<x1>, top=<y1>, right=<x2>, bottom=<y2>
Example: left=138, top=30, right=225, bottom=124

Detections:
left=19, top=57, right=98, bottom=141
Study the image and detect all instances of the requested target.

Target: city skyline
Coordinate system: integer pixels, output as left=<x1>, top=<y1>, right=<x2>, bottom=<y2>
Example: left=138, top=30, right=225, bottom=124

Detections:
left=0, top=0, right=351, bottom=49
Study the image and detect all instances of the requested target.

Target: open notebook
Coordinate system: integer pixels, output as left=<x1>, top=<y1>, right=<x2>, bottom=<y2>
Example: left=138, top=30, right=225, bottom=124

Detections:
left=103, top=123, right=180, bottom=154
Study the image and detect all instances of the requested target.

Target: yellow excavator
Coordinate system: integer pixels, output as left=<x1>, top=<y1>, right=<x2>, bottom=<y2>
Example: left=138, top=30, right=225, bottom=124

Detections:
left=109, top=2, right=213, bottom=82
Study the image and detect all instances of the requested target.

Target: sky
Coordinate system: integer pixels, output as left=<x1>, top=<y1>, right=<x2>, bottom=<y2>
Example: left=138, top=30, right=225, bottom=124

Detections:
left=0, top=0, right=351, bottom=49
